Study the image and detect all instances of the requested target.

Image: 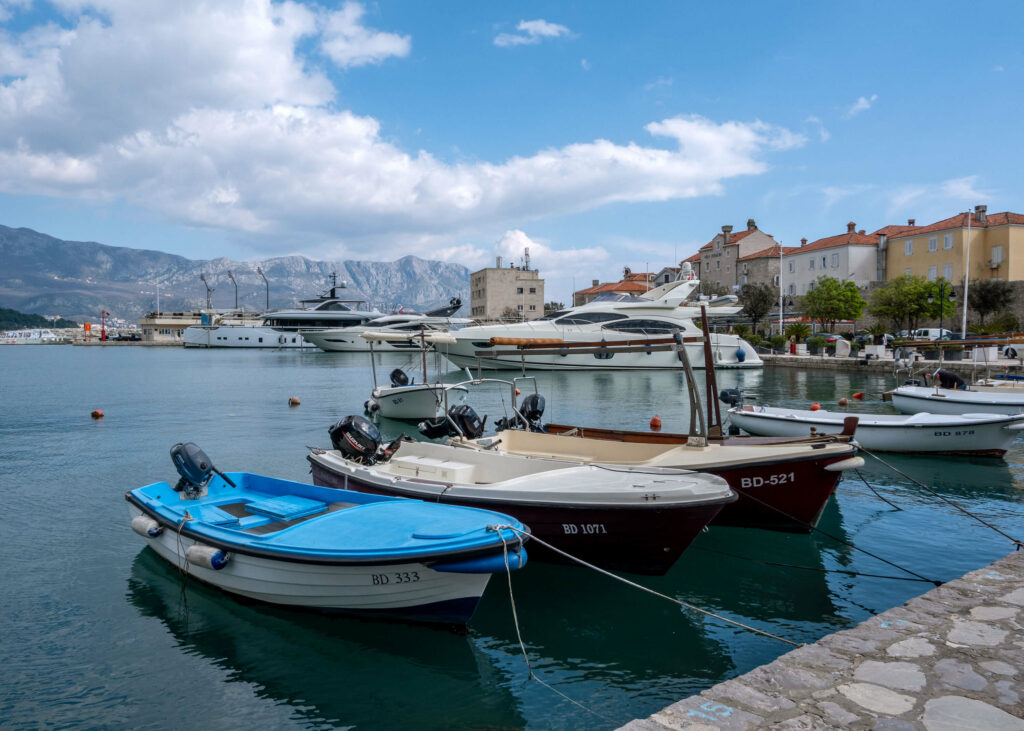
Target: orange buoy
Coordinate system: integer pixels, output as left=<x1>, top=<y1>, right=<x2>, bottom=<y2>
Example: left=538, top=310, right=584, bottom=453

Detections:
left=650, top=415, right=662, bottom=430
left=852, top=392, right=864, bottom=400
left=809, top=402, right=821, bottom=411
left=91, top=410, right=104, bottom=419
left=288, top=396, right=300, bottom=406
left=838, top=397, right=848, bottom=407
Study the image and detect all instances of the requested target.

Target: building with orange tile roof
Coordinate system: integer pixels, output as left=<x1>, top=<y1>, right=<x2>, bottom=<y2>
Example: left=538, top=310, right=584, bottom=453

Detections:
left=879, top=205, right=1024, bottom=285
left=784, top=222, right=880, bottom=295
left=697, top=218, right=779, bottom=292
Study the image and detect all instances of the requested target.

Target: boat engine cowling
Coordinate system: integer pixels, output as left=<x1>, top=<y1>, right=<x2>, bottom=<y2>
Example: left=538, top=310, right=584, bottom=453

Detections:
left=519, top=393, right=545, bottom=424
left=718, top=388, right=744, bottom=408
left=329, top=415, right=383, bottom=464
left=390, top=369, right=410, bottom=387
left=417, top=404, right=486, bottom=440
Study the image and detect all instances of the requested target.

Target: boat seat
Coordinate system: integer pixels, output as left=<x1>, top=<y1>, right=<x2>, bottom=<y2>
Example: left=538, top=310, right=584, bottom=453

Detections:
left=389, top=454, right=475, bottom=483
left=245, top=495, right=328, bottom=521
left=181, top=504, right=239, bottom=527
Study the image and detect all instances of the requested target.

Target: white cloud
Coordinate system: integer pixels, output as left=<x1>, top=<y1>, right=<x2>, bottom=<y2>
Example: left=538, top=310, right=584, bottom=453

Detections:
left=821, top=184, right=869, bottom=209
left=0, top=3, right=806, bottom=260
left=804, top=115, right=830, bottom=142
left=941, top=175, right=987, bottom=202
left=644, top=76, right=673, bottom=92
left=993, top=65, right=1005, bottom=72
left=320, top=2, right=410, bottom=68
left=494, top=19, right=570, bottom=47
left=580, top=58, right=591, bottom=71
left=885, top=176, right=989, bottom=218
left=845, top=93, right=878, bottom=118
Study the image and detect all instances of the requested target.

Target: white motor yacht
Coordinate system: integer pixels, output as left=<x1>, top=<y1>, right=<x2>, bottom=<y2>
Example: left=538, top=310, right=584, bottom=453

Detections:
left=183, top=275, right=383, bottom=349
left=438, top=265, right=761, bottom=370
left=302, top=313, right=471, bottom=353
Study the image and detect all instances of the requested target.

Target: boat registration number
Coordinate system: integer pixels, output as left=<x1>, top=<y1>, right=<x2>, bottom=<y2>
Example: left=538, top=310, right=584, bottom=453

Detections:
left=371, top=571, right=420, bottom=585
left=562, top=523, right=607, bottom=534
left=933, top=430, right=975, bottom=437
left=740, top=472, right=796, bottom=488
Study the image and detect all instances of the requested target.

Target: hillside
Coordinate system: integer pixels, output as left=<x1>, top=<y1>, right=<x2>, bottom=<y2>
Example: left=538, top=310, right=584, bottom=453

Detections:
left=0, top=307, right=80, bottom=329
left=0, top=225, right=469, bottom=321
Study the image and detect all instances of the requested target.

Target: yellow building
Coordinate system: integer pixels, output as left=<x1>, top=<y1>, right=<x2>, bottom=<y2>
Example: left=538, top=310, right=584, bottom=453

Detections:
left=880, top=205, right=1024, bottom=284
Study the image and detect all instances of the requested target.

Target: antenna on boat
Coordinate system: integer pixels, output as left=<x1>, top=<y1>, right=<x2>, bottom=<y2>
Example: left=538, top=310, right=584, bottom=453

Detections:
left=329, top=272, right=337, bottom=298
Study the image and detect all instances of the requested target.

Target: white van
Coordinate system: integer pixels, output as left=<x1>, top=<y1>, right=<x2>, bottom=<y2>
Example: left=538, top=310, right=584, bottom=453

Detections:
left=911, top=328, right=952, bottom=341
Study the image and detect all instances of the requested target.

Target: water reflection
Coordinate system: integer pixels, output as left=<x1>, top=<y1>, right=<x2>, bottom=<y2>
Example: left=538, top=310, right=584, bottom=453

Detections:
left=127, top=549, right=524, bottom=730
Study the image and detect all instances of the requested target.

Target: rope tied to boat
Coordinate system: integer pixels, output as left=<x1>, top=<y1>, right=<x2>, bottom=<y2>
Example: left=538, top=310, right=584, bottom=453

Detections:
left=175, top=510, right=194, bottom=578
left=487, top=525, right=802, bottom=648
left=859, top=445, right=1024, bottom=550
left=490, top=527, right=616, bottom=724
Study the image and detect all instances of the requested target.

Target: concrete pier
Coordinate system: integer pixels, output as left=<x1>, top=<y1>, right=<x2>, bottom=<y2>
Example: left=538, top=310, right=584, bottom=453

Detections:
left=622, top=550, right=1024, bottom=730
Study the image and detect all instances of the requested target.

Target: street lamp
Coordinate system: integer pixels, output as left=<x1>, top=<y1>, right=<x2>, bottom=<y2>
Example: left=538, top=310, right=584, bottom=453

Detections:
left=227, top=270, right=238, bottom=310
left=927, top=282, right=956, bottom=361
left=256, top=266, right=269, bottom=311
left=199, top=273, right=214, bottom=310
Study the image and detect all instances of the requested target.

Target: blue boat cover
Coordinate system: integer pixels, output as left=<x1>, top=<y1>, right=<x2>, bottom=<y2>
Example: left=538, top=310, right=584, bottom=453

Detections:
left=128, top=472, right=526, bottom=565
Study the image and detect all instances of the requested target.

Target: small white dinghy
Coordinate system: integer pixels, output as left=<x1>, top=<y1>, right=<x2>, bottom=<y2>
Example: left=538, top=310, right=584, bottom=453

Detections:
left=363, top=330, right=467, bottom=421
left=890, top=384, right=1024, bottom=416
left=727, top=404, right=1024, bottom=457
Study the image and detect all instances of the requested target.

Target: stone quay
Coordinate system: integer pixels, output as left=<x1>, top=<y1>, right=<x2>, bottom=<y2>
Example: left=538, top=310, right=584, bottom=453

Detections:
left=622, top=550, right=1024, bottom=730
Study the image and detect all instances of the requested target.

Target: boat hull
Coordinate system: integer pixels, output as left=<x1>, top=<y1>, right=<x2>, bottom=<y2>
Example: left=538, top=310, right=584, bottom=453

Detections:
left=372, top=385, right=468, bottom=420
left=308, top=461, right=726, bottom=575
left=892, top=386, right=1024, bottom=416
left=128, top=505, right=494, bottom=624
left=438, top=337, right=761, bottom=371
left=304, top=330, right=429, bottom=352
left=183, top=325, right=316, bottom=349
left=728, top=408, right=1022, bottom=457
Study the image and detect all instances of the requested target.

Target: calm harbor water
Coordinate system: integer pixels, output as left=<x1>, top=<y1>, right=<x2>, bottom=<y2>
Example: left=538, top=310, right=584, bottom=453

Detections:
left=2, top=346, right=1022, bottom=729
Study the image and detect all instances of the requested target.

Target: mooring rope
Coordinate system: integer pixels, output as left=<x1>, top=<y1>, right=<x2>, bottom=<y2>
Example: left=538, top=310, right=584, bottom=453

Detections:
left=852, top=468, right=903, bottom=511
left=489, top=525, right=801, bottom=647
left=691, top=546, right=935, bottom=584
left=493, top=532, right=616, bottom=724
left=859, top=446, right=1024, bottom=550
left=731, top=485, right=942, bottom=586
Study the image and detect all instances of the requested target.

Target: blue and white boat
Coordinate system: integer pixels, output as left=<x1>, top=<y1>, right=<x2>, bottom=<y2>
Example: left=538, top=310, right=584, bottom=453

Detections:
left=126, top=443, right=528, bottom=625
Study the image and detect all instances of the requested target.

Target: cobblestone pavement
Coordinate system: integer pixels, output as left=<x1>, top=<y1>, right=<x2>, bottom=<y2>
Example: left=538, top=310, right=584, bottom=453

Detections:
left=621, top=551, right=1024, bottom=730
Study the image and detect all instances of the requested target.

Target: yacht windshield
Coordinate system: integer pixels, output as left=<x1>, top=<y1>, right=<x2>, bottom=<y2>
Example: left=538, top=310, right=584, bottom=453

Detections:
left=537, top=310, right=570, bottom=321
left=316, top=302, right=352, bottom=311
left=602, top=319, right=680, bottom=335
left=590, top=293, right=647, bottom=303
left=554, top=313, right=628, bottom=326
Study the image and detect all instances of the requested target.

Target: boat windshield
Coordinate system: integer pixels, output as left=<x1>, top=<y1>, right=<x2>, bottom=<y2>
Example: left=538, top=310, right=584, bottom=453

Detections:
left=601, top=319, right=681, bottom=334
left=554, top=313, right=628, bottom=326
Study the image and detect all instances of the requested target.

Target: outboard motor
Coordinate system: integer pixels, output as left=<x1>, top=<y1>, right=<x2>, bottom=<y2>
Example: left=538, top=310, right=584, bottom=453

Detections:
left=516, top=393, right=546, bottom=431
left=329, top=415, right=383, bottom=464
left=718, top=388, right=744, bottom=408
left=389, top=368, right=410, bottom=387
left=170, top=442, right=235, bottom=497
left=418, top=404, right=487, bottom=440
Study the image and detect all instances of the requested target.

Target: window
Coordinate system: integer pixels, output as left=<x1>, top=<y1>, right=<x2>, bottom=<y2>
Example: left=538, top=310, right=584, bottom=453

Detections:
left=822, top=256, right=827, bottom=269
left=943, top=263, right=953, bottom=280
left=927, top=265, right=937, bottom=281
left=528, top=304, right=536, bottom=311
left=705, top=262, right=710, bottom=271
left=904, top=267, right=912, bottom=275
left=602, top=319, right=679, bottom=334
left=740, top=275, right=748, bottom=285
left=773, top=274, right=779, bottom=286
left=905, top=240, right=914, bottom=255
left=516, top=287, right=523, bottom=294
left=528, top=287, right=536, bottom=294
left=992, top=245, right=1004, bottom=265
left=943, top=233, right=953, bottom=250
left=516, top=304, right=523, bottom=311
left=787, top=283, right=795, bottom=295
left=809, top=259, right=815, bottom=270
left=788, top=261, right=794, bottom=273
left=556, top=312, right=627, bottom=325
left=716, top=260, right=720, bottom=269
left=831, top=253, right=839, bottom=268
left=928, top=237, right=938, bottom=252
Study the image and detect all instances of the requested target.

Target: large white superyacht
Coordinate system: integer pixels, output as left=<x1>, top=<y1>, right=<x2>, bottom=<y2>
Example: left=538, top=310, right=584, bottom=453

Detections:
left=438, top=264, right=762, bottom=370
left=183, top=274, right=383, bottom=349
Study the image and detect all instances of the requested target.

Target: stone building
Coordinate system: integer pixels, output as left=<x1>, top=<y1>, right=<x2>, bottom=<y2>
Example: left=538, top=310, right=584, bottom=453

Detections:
left=785, top=222, right=880, bottom=295
left=697, top=219, right=779, bottom=292
left=737, top=244, right=798, bottom=291
left=572, top=268, right=654, bottom=305
left=469, top=253, right=545, bottom=320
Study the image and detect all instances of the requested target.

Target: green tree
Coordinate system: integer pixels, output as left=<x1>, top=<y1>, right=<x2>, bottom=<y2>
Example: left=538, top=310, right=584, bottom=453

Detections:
left=869, top=275, right=931, bottom=333
left=803, top=276, right=866, bottom=332
left=698, top=280, right=729, bottom=297
left=543, top=301, right=565, bottom=315
left=738, top=283, right=774, bottom=334
left=785, top=322, right=811, bottom=342
left=968, top=279, right=1015, bottom=327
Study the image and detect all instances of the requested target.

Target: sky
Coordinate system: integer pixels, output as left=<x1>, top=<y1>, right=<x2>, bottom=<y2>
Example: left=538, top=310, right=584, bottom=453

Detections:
left=1, top=0, right=1023, bottom=304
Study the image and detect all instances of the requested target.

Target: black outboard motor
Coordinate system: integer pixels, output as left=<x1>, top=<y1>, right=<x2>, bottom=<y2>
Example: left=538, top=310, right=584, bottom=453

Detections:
left=418, top=404, right=487, bottom=440
left=329, top=415, right=383, bottom=464
left=170, top=442, right=236, bottom=497
left=390, top=368, right=410, bottom=387
left=719, top=388, right=744, bottom=408
left=934, top=369, right=966, bottom=390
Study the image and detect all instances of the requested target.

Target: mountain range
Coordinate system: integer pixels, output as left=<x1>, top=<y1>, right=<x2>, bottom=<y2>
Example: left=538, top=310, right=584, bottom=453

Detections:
left=0, top=225, right=470, bottom=322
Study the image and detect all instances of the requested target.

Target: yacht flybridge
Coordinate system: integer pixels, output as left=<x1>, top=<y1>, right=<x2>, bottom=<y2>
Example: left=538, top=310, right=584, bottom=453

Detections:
left=183, top=274, right=383, bottom=349
left=438, top=266, right=762, bottom=370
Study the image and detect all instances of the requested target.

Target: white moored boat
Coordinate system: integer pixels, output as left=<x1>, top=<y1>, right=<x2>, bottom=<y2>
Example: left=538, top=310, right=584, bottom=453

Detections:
left=437, top=263, right=761, bottom=371
left=363, top=331, right=468, bottom=420
left=727, top=405, right=1024, bottom=457
left=890, top=385, right=1024, bottom=416
left=302, top=313, right=471, bottom=353
left=183, top=274, right=382, bottom=349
